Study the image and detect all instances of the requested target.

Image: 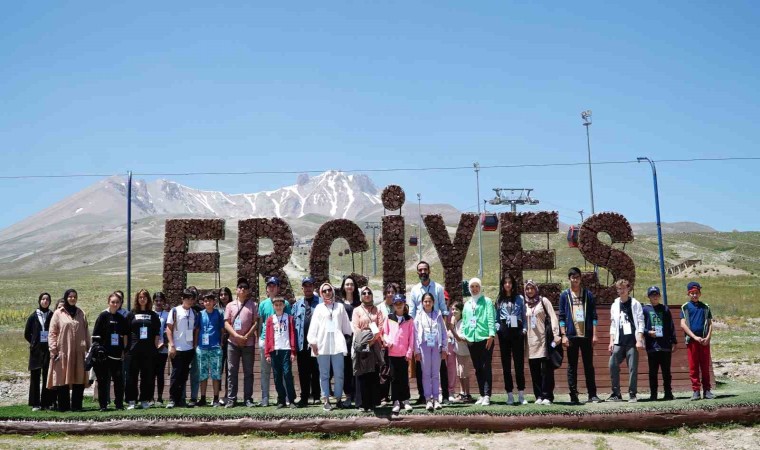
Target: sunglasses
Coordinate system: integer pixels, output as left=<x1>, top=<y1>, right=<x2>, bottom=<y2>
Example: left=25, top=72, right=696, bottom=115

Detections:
left=321, top=288, right=333, bottom=293
left=361, top=291, right=372, bottom=296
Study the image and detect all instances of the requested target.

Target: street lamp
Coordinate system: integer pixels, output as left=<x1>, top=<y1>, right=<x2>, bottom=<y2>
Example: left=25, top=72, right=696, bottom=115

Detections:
left=474, top=162, right=484, bottom=278
left=637, top=157, right=668, bottom=305
left=581, top=110, right=595, bottom=215
left=417, top=193, right=423, bottom=262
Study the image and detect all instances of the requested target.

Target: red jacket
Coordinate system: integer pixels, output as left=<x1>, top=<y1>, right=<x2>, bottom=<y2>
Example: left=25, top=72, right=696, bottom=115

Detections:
left=264, top=313, right=296, bottom=358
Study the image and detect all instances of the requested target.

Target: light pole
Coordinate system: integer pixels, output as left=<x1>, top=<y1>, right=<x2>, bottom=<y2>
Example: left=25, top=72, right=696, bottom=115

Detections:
left=126, top=170, right=132, bottom=310
left=582, top=110, right=595, bottom=215
left=638, top=157, right=668, bottom=305
left=417, top=193, right=423, bottom=262
left=474, top=162, right=484, bottom=278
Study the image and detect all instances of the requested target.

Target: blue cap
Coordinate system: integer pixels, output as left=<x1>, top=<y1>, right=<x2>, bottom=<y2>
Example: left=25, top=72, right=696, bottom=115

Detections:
left=687, top=281, right=701, bottom=292
left=647, top=286, right=661, bottom=296
left=392, top=294, right=406, bottom=304
left=266, top=276, right=280, bottom=286
left=301, top=276, right=315, bottom=286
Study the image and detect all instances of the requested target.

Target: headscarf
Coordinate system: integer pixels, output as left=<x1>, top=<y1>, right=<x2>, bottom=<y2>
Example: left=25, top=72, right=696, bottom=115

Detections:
left=468, top=277, right=482, bottom=294
left=319, top=282, right=335, bottom=303
left=524, top=279, right=539, bottom=305
left=62, top=288, right=78, bottom=316
left=37, top=292, right=51, bottom=313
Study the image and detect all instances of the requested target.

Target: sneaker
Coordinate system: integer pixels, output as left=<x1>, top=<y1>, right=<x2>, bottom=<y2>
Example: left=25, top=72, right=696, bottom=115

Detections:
left=464, top=394, right=475, bottom=403
left=482, top=396, right=491, bottom=406
left=166, top=401, right=175, bottom=409
left=628, top=395, right=638, bottom=403
left=126, top=402, right=136, bottom=410
left=434, top=400, right=442, bottom=410
left=569, top=394, right=581, bottom=405
left=663, top=393, right=675, bottom=401
left=691, top=391, right=701, bottom=401
left=475, top=397, right=484, bottom=405
left=519, top=391, right=527, bottom=405
left=703, top=390, right=715, bottom=400
left=140, top=401, right=151, bottom=409
left=259, top=399, right=269, bottom=407
left=187, top=399, right=197, bottom=408
left=217, top=398, right=226, bottom=406
left=648, top=394, right=658, bottom=401
left=323, top=400, right=333, bottom=411
left=197, top=398, right=207, bottom=407
left=541, top=398, right=552, bottom=405
left=448, top=396, right=458, bottom=403
left=588, top=396, right=603, bottom=403
left=335, top=400, right=346, bottom=409
left=212, top=400, right=221, bottom=408
left=156, top=398, right=164, bottom=405
left=245, top=399, right=256, bottom=408
left=276, top=404, right=285, bottom=409
left=426, top=400, right=434, bottom=411
left=534, top=397, right=544, bottom=404
left=403, top=400, right=413, bottom=411
left=507, top=392, right=514, bottom=404
left=392, top=401, right=401, bottom=414
left=289, top=403, right=298, bottom=409
left=606, top=394, right=624, bottom=402
left=225, top=401, right=236, bottom=408
left=31, top=407, right=41, bottom=412
left=296, top=399, right=309, bottom=408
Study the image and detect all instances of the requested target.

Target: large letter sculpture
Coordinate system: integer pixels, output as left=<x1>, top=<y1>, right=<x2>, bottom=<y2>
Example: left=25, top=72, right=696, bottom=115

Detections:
left=309, top=219, right=369, bottom=288
left=578, top=212, right=636, bottom=302
left=238, top=218, right=294, bottom=300
left=423, top=213, right=479, bottom=306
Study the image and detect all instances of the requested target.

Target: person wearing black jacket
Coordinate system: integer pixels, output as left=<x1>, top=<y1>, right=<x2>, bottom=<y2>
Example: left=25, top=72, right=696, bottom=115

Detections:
left=643, top=286, right=677, bottom=401
left=125, top=289, right=161, bottom=409
left=92, top=292, right=128, bottom=411
left=24, top=293, right=54, bottom=411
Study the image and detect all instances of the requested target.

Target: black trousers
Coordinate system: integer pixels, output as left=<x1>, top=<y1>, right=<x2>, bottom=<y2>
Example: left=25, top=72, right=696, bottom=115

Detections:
left=389, top=356, right=410, bottom=402
left=296, top=349, right=320, bottom=402
left=415, top=360, right=425, bottom=399
left=169, top=350, right=194, bottom=404
left=440, top=359, right=450, bottom=400
left=529, top=357, right=555, bottom=401
left=647, top=351, right=673, bottom=395
left=498, top=328, right=526, bottom=392
left=468, top=339, right=493, bottom=397
left=566, top=337, right=597, bottom=398
left=356, top=371, right=379, bottom=409
left=154, top=352, right=168, bottom=401
left=56, top=384, right=85, bottom=412
left=343, top=353, right=354, bottom=400
left=379, top=349, right=391, bottom=401
left=126, top=350, right=156, bottom=403
left=95, top=358, right=124, bottom=409
left=29, top=363, right=55, bottom=408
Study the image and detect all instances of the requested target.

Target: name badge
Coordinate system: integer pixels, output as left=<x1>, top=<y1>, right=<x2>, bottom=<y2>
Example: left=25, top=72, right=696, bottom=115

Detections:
left=425, top=330, right=436, bottom=347
left=185, top=327, right=194, bottom=343
left=654, top=325, right=663, bottom=337
left=369, top=322, right=379, bottom=334
left=40, top=331, right=49, bottom=343
left=530, top=315, right=537, bottom=329
left=574, top=308, right=585, bottom=322
left=139, top=326, right=148, bottom=339
left=202, top=333, right=210, bottom=346
left=509, top=315, right=518, bottom=328
left=468, top=317, right=477, bottom=330
left=623, top=322, right=632, bottom=335
left=233, top=316, right=242, bottom=331
left=111, top=333, right=119, bottom=346
left=274, top=322, right=283, bottom=335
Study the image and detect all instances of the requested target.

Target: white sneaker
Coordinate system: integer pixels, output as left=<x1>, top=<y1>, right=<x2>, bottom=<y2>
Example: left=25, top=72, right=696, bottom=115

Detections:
left=541, top=399, right=552, bottom=405
left=392, top=401, right=401, bottom=414
left=507, top=392, right=514, bottom=404
left=482, top=395, right=491, bottom=406
left=403, top=400, right=413, bottom=411
left=519, top=391, right=527, bottom=405
left=475, top=397, right=484, bottom=405
left=438, top=393, right=443, bottom=403
left=140, top=401, right=150, bottom=409
left=126, top=402, right=136, bottom=410
left=534, top=397, right=543, bottom=404
left=448, top=396, right=457, bottom=403
left=426, top=400, right=434, bottom=411
left=434, top=400, right=442, bottom=410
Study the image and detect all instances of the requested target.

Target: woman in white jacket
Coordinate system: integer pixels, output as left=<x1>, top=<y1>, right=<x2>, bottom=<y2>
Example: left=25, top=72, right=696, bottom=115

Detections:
left=307, top=282, right=353, bottom=411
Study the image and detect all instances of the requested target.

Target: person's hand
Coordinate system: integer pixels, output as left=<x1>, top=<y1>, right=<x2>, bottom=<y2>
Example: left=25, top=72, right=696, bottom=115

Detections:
left=553, top=335, right=561, bottom=345
left=405, top=354, right=412, bottom=362
left=562, top=336, right=569, bottom=348
left=694, top=336, right=703, bottom=344
left=310, top=344, right=318, bottom=356
left=169, top=345, right=176, bottom=359
left=636, top=340, right=644, bottom=349
left=386, top=341, right=394, bottom=349
left=486, top=337, right=494, bottom=350
left=702, top=337, right=710, bottom=346
left=649, top=330, right=656, bottom=337
left=415, top=353, right=421, bottom=362
left=672, top=344, right=678, bottom=354
left=608, top=342, right=614, bottom=354
left=522, top=329, right=527, bottom=335
left=441, top=350, right=447, bottom=358
left=235, top=334, right=247, bottom=346
left=592, top=335, right=598, bottom=346
left=265, top=356, right=271, bottom=363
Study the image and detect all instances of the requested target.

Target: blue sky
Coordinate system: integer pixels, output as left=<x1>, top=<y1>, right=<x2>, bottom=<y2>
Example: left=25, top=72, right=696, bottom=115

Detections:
left=1, top=1, right=758, bottom=231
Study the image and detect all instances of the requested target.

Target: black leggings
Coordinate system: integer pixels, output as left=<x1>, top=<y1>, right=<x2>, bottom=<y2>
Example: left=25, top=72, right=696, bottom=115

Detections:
left=154, top=352, right=169, bottom=401
left=498, top=327, right=526, bottom=392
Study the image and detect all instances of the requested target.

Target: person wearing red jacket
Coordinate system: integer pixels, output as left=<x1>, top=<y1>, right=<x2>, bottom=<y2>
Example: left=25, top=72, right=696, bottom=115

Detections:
left=264, top=297, right=297, bottom=408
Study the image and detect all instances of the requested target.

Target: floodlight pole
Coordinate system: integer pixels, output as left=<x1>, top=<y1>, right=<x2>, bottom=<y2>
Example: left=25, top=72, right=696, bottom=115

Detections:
left=638, top=157, right=668, bottom=306
left=474, top=162, right=483, bottom=278
left=126, top=171, right=132, bottom=310
left=417, top=193, right=423, bottom=262
left=582, top=110, right=596, bottom=215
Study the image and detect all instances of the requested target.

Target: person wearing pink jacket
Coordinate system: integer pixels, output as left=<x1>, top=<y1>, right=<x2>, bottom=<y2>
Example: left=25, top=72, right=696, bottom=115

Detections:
left=383, top=294, right=415, bottom=415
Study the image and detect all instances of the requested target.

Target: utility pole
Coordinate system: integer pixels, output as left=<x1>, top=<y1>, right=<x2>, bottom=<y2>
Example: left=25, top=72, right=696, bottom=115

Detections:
left=126, top=170, right=132, bottom=310
left=581, top=110, right=595, bottom=215
left=638, top=157, right=669, bottom=305
left=364, top=222, right=381, bottom=276
left=474, top=162, right=484, bottom=278
left=417, top=193, right=423, bottom=262
left=578, top=210, right=585, bottom=222
left=488, top=188, right=540, bottom=212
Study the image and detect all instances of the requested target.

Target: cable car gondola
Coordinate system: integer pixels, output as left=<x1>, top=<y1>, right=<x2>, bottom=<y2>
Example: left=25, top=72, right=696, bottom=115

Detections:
left=481, top=213, right=498, bottom=231
left=567, top=226, right=580, bottom=248
left=409, top=236, right=418, bottom=246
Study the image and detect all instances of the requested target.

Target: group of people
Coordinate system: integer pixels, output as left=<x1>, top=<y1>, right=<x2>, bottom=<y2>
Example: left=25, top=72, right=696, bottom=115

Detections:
left=24, top=262, right=716, bottom=414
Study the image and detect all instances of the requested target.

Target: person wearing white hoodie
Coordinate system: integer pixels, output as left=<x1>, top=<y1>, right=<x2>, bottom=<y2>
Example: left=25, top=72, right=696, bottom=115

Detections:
left=607, top=279, right=645, bottom=403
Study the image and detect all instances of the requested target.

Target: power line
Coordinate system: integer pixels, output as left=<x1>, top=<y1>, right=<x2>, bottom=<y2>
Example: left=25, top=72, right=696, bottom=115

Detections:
left=0, top=156, right=758, bottom=180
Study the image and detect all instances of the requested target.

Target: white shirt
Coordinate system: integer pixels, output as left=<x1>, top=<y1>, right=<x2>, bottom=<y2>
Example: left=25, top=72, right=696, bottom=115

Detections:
left=167, top=306, right=196, bottom=352
left=408, top=280, right=448, bottom=318
left=307, top=301, right=353, bottom=356
left=272, top=314, right=291, bottom=351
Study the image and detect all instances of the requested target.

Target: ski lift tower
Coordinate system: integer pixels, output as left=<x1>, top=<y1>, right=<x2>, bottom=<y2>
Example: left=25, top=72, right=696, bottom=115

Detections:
left=488, top=188, right=540, bottom=212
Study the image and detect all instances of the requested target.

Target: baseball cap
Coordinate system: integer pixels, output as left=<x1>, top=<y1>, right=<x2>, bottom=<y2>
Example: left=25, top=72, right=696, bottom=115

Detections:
left=302, top=276, right=315, bottom=286
left=392, top=294, right=406, bottom=304
left=266, top=276, right=280, bottom=286
left=647, top=286, right=661, bottom=296
left=687, top=281, right=701, bottom=292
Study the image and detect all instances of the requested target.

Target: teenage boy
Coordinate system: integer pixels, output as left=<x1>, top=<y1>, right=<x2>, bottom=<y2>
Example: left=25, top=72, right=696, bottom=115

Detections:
left=559, top=267, right=601, bottom=404
left=165, top=289, right=199, bottom=408
left=258, top=276, right=292, bottom=407
left=264, top=296, right=298, bottom=408
left=224, top=277, right=259, bottom=408
left=643, top=286, right=677, bottom=401
left=198, top=293, right=225, bottom=407
left=607, top=279, right=645, bottom=403
left=680, top=281, right=714, bottom=400
left=293, top=276, right=321, bottom=406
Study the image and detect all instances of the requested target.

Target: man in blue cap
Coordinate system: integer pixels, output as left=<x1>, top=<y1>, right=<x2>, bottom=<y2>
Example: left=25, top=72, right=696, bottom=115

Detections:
left=293, top=276, right=321, bottom=406
left=680, top=281, right=714, bottom=401
left=642, top=286, right=677, bottom=401
left=258, top=276, right=291, bottom=406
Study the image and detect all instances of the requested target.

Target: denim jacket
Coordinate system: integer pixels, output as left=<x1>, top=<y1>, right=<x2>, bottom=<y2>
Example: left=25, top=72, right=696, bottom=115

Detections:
left=293, top=295, right=321, bottom=351
left=495, top=295, right=527, bottom=334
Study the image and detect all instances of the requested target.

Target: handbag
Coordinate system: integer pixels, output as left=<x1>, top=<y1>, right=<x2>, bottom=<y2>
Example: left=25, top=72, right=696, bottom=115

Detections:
left=542, top=298, right=564, bottom=369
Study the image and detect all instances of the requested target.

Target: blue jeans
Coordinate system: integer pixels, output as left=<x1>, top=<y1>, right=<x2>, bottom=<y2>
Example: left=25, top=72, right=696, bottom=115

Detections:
left=271, top=350, right=296, bottom=405
left=317, top=353, right=344, bottom=400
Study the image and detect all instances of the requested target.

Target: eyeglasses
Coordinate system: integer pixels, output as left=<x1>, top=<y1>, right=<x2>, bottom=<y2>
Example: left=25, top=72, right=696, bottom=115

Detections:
left=321, top=289, right=333, bottom=293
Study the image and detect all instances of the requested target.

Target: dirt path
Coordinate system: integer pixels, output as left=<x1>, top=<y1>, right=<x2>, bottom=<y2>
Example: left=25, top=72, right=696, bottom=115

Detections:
left=2, top=427, right=759, bottom=449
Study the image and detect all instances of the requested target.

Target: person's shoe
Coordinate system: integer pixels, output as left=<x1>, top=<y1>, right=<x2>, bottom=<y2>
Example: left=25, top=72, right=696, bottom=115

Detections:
left=434, top=400, right=442, bottom=410
left=197, top=398, right=207, bottom=407
left=392, top=401, right=401, bottom=414
left=448, top=396, right=458, bottom=403
left=187, top=399, right=197, bottom=407
left=691, top=391, right=701, bottom=401
left=475, top=397, right=484, bottom=405
left=99, top=407, right=108, bottom=412
left=415, top=397, right=426, bottom=405
left=569, top=394, right=581, bottom=405
left=403, top=400, right=413, bottom=411
left=126, top=402, right=136, bottom=410
left=156, top=398, right=164, bottom=405
left=534, top=397, right=544, bottom=404
left=217, top=398, right=226, bottom=406
left=140, top=401, right=151, bottom=409
left=289, top=403, right=298, bottom=409
left=704, top=390, right=715, bottom=400
left=212, top=400, right=221, bottom=407
left=426, top=400, right=434, bottom=411
left=225, top=401, right=236, bottom=408
left=482, top=396, right=491, bottom=406
left=588, top=396, right=603, bottom=403
left=519, top=391, right=527, bottom=405
left=628, top=395, right=638, bottom=403
left=245, top=399, right=256, bottom=408
left=507, top=392, right=514, bottom=404
left=166, top=401, right=175, bottom=409
left=541, top=398, right=552, bottom=405
left=606, top=394, right=624, bottom=402
left=323, top=400, right=333, bottom=411
left=31, top=407, right=41, bottom=412
left=649, top=393, right=658, bottom=401
left=276, top=403, right=285, bottom=409
left=663, top=392, right=675, bottom=401
left=259, top=399, right=269, bottom=407
left=296, top=399, right=309, bottom=407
